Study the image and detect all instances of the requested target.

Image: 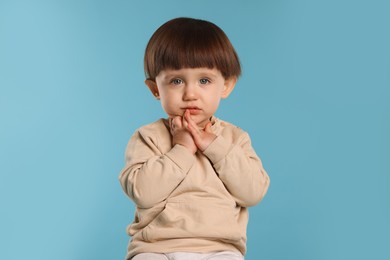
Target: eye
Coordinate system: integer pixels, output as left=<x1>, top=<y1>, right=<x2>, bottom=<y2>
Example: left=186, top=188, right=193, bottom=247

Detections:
left=199, top=78, right=211, bottom=85
left=170, top=78, right=183, bottom=85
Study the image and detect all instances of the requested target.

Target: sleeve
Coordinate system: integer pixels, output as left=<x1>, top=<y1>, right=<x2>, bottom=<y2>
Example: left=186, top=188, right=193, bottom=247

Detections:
left=203, top=132, right=270, bottom=207
left=119, top=130, right=195, bottom=209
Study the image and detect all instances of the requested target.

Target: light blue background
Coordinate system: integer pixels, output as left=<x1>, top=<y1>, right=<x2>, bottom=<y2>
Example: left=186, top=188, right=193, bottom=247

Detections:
left=1, top=0, right=389, bottom=259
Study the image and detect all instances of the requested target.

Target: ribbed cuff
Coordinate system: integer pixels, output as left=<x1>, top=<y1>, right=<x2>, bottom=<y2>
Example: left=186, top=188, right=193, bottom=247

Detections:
left=203, top=135, right=231, bottom=164
left=165, top=144, right=196, bottom=173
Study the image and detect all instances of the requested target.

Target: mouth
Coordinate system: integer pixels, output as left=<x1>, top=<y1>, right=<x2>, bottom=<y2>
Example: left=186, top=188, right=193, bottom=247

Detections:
left=183, top=106, right=202, bottom=115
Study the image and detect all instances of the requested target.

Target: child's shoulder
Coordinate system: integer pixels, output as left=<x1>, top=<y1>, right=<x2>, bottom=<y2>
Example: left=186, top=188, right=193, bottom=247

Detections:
left=214, top=117, right=248, bottom=137
left=136, top=118, right=170, bottom=139
left=136, top=118, right=169, bottom=136
left=215, top=118, right=254, bottom=147
left=130, top=118, right=171, bottom=150
left=137, top=118, right=166, bottom=130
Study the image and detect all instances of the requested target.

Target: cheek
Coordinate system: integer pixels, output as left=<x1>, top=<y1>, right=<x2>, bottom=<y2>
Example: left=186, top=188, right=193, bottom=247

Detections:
left=160, top=94, right=178, bottom=114
left=161, top=99, right=172, bottom=111
left=208, top=91, right=223, bottom=104
left=205, top=96, right=222, bottom=112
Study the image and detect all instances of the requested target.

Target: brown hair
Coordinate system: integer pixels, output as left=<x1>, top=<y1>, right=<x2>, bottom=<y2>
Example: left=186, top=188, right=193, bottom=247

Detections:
left=144, top=17, right=241, bottom=80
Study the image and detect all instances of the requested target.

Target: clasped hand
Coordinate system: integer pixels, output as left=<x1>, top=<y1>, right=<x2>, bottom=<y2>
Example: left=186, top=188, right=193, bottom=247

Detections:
left=169, top=110, right=216, bottom=154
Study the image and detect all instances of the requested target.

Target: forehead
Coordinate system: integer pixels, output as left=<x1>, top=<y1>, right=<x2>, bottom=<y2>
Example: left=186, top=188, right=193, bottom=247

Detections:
left=156, top=67, right=223, bottom=79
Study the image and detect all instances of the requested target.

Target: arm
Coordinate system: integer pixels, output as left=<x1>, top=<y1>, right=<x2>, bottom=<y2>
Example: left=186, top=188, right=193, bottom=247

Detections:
left=119, top=130, right=195, bottom=209
left=203, top=132, right=270, bottom=207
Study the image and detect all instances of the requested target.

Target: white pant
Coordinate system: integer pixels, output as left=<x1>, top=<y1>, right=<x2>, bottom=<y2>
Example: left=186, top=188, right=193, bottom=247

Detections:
left=132, top=251, right=244, bottom=260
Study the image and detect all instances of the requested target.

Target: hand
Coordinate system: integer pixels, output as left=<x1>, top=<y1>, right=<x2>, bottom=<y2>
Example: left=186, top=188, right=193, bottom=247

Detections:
left=169, top=115, right=197, bottom=154
left=184, top=110, right=217, bottom=152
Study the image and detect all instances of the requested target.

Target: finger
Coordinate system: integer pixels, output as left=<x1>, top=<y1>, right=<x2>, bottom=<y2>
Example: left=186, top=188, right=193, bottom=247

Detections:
left=183, top=109, right=190, bottom=121
left=204, top=121, right=212, bottom=133
left=182, top=113, right=189, bottom=128
left=171, top=116, right=183, bottom=131
left=185, top=112, right=200, bottom=134
left=184, top=110, right=197, bottom=130
left=183, top=110, right=194, bottom=130
left=174, top=116, right=182, bottom=127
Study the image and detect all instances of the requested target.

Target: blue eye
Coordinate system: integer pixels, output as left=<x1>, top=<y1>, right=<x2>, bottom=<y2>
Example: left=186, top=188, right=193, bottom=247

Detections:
left=199, top=78, right=210, bottom=84
left=171, top=78, right=183, bottom=85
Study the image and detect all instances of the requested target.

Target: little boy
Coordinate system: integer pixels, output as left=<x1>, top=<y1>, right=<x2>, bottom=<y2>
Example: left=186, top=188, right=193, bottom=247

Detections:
left=119, top=17, right=270, bottom=260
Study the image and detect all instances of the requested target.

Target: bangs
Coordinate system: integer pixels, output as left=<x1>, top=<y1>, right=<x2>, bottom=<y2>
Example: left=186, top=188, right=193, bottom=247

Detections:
left=144, top=18, right=241, bottom=80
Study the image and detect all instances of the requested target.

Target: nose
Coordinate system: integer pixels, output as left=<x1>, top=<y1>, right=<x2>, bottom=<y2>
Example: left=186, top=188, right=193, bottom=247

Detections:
left=183, top=83, right=198, bottom=100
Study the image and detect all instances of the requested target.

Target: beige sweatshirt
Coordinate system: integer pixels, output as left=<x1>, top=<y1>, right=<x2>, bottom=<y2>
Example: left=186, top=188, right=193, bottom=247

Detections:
left=119, top=117, right=270, bottom=259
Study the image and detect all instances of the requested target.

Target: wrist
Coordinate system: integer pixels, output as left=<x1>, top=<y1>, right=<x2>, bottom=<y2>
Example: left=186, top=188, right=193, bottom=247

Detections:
left=174, top=143, right=197, bottom=155
left=199, top=134, right=217, bottom=152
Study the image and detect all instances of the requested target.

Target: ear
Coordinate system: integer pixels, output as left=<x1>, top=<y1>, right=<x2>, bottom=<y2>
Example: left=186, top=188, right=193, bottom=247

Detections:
left=145, top=79, right=160, bottom=99
left=221, top=77, right=237, bottom=99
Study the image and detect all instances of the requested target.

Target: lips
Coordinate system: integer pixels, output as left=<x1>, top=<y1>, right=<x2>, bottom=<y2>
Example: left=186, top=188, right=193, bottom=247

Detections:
left=183, top=106, right=201, bottom=115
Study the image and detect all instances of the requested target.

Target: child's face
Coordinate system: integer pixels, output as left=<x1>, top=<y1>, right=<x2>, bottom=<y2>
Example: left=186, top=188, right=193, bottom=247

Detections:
left=146, top=68, right=236, bottom=128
